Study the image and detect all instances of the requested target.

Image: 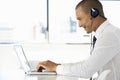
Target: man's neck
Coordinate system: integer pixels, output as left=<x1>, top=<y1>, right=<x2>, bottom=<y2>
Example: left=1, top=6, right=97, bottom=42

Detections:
left=94, top=16, right=106, bottom=32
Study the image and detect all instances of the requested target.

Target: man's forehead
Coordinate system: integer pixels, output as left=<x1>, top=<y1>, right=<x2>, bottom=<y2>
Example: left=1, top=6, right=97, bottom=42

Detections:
left=76, top=7, right=86, bottom=16
left=76, top=7, right=89, bottom=17
left=76, top=6, right=83, bottom=12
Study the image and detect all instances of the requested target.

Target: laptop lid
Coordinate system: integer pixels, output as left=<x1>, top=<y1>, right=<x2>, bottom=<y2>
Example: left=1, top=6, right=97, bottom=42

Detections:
left=14, top=45, right=57, bottom=75
left=14, top=45, right=32, bottom=73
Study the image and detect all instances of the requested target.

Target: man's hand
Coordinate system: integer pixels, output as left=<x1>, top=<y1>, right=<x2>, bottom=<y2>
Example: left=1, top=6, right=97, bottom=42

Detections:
left=36, top=60, right=60, bottom=72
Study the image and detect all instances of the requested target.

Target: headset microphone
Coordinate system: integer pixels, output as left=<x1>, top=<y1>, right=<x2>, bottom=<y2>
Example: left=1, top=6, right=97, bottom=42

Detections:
left=90, top=8, right=99, bottom=26
left=90, top=8, right=99, bottom=47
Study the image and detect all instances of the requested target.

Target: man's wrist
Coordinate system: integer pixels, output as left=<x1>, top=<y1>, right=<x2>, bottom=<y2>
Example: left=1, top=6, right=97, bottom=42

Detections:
left=55, top=64, right=61, bottom=72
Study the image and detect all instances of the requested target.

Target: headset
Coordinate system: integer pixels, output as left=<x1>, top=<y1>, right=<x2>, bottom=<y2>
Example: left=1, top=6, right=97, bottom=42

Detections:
left=91, top=8, right=99, bottom=18
left=90, top=8, right=99, bottom=49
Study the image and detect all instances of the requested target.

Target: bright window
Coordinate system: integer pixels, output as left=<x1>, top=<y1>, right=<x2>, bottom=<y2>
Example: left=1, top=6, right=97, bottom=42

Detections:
left=0, top=0, right=47, bottom=43
left=0, top=0, right=120, bottom=44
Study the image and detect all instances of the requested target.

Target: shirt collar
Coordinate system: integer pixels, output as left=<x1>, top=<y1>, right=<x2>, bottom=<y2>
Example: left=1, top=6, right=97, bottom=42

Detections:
left=95, top=20, right=109, bottom=39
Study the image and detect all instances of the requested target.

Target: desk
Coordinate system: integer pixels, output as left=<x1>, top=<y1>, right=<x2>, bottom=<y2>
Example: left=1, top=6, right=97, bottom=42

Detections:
left=0, top=69, right=88, bottom=80
left=0, top=44, right=89, bottom=80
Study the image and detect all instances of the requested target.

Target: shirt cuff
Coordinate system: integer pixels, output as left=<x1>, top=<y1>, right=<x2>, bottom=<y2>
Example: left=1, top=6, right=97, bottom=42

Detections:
left=56, top=64, right=63, bottom=74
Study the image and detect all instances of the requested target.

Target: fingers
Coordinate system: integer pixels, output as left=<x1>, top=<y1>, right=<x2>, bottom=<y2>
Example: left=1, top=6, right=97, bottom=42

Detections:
left=37, top=66, right=45, bottom=72
left=36, top=60, right=49, bottom=72
left=36, top=61, right=45, bottom=72
left=36, top=60, right=57, bottom=72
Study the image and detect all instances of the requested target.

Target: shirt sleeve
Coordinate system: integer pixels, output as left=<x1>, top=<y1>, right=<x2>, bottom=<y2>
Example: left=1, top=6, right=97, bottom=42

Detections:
left=56, top=32, right=120, bottom=78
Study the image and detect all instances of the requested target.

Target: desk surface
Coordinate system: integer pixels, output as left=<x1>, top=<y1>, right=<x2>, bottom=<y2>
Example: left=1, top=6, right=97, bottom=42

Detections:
left=0, top=69, right=88, bottom=80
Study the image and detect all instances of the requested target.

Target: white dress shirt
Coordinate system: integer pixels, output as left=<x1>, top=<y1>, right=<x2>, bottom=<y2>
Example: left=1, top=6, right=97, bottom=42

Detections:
left=56, top=20, right=120, bottom=80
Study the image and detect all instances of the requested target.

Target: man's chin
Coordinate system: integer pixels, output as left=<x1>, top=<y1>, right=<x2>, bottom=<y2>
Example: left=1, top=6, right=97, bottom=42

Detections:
left=86, top=31, right=92, bottom=34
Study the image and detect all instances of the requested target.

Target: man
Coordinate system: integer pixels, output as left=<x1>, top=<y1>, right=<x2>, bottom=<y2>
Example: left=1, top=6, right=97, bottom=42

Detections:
left=37, top=0, right=120, bottom=80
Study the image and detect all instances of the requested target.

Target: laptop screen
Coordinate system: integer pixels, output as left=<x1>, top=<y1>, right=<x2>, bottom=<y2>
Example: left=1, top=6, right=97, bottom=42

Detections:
left=14, top=45, right=31, bottom=72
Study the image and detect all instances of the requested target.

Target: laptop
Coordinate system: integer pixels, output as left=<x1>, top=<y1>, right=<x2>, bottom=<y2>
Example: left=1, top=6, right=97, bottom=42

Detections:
left=14, top=45, right=56, bottom=75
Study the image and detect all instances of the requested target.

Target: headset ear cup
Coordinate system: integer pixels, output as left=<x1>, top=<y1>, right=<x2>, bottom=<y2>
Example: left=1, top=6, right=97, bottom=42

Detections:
left=91, top=8, right=99, bottom=18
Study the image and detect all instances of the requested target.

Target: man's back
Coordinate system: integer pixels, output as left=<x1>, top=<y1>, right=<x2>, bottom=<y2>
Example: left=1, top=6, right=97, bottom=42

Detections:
left=95, top=21, right=120, bottom=80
